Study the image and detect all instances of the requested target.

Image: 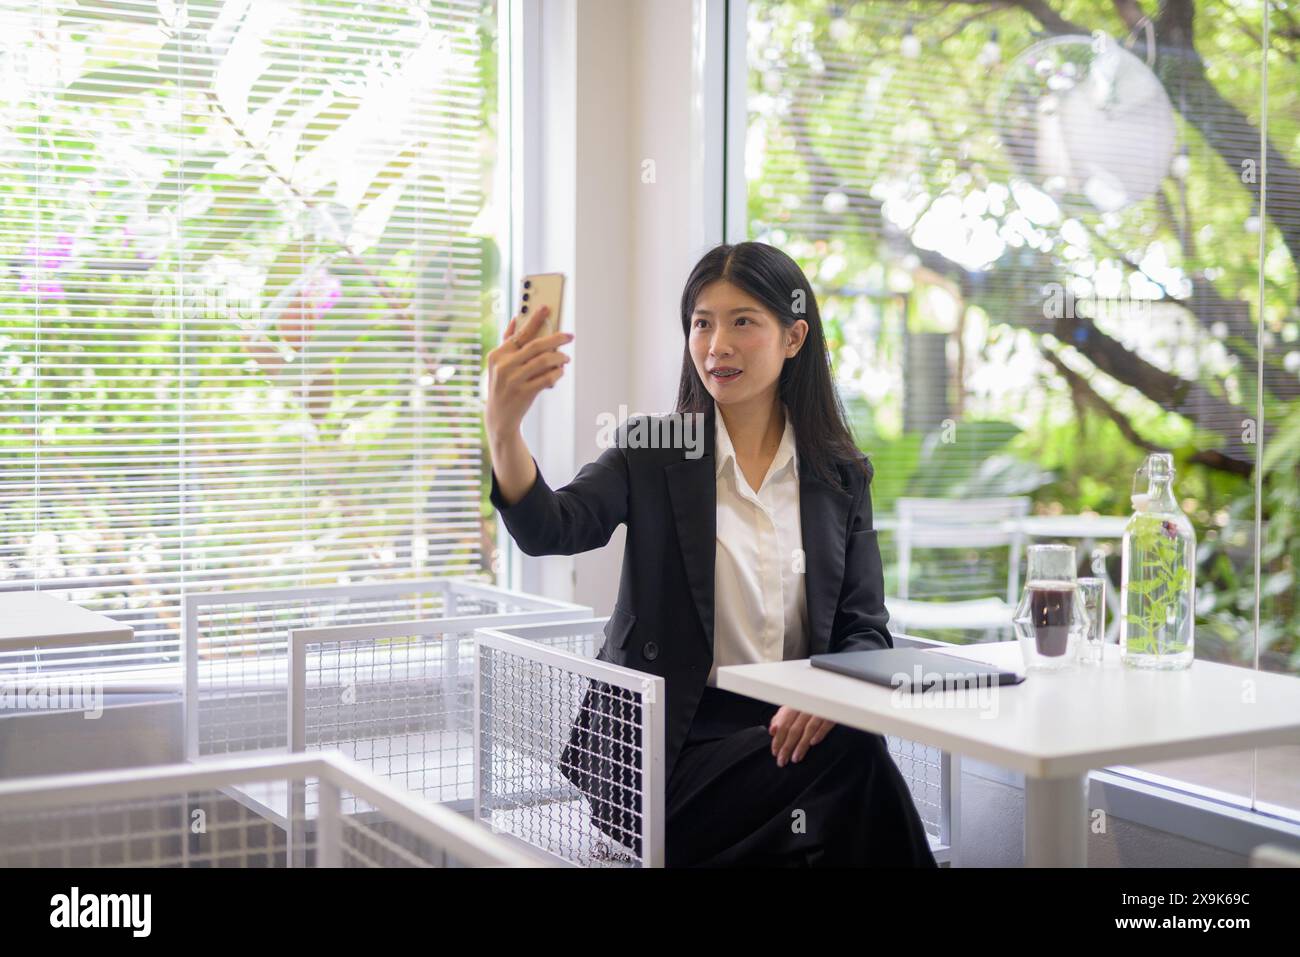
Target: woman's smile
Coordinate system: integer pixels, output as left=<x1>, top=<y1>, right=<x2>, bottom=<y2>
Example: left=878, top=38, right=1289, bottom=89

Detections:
left=691, top=279, right=799, bottom=405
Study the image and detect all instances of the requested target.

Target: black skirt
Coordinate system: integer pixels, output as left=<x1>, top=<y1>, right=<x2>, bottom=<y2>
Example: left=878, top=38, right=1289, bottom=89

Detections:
left=664, top=684, right=940, bottom=868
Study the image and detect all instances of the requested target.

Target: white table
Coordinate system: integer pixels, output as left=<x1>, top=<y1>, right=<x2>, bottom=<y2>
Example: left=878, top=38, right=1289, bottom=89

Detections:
left=718, top=639, right=1300, bottom=867
left=0, top=592, right=134, bottom=651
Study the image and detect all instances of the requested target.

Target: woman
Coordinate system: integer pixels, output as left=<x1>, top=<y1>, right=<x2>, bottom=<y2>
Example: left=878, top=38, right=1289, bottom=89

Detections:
left=485, top=241, right=937, bottom=868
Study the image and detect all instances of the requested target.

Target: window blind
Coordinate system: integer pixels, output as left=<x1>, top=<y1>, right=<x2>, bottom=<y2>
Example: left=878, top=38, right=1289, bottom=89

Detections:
left=0, top=0, right=499, bottom=678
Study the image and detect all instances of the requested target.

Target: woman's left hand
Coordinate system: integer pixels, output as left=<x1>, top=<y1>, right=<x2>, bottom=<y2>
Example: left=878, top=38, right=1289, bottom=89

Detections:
left=769, top=706, right=834, bottom=767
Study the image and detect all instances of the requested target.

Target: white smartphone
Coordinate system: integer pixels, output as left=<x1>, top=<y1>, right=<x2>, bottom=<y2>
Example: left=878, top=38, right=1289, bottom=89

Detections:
left=514, top=272, right=565, bottom=344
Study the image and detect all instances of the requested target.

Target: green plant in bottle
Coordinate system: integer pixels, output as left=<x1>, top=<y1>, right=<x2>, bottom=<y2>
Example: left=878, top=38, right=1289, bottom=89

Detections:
left=1119, top=453, right=1196, bottom=669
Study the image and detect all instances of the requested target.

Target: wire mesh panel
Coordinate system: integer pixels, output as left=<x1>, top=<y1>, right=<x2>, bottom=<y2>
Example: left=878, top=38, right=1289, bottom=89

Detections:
left=293, top=630, right=468, bottom=810
left=885, top=736, right=957, bottom=860
left=474, top=624, right=664, bottom=868
left=287, top=606, right=595, bottom=813
left=886, top=633, right=962, bottom=864
left=471, top=619, right=607, bottom=660
left=0, top=753, right=542, bottom=868
left=184, top=578, right=588, bottom=760
left=0, top=792, right=292, bottom=868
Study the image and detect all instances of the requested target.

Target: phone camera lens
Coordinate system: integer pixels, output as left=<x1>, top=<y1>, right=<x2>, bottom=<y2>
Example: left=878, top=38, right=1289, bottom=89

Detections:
left=522, top=292, right=529, bottom=301
left=523, top=280, right=531, bottom=289
left=521, top=305, right=528, bottom=314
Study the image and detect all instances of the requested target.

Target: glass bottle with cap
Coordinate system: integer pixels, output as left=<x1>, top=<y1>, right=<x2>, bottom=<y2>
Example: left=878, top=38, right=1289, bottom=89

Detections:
left=1119, top=452, right=1196, bottom=670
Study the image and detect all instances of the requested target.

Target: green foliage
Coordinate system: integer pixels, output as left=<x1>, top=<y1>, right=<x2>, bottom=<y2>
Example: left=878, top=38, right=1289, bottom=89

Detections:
left=1123, top=513, right=1193, bottom=656
left=749, top=0, right=1299, bottom=671
left=846, top=393, right=1055, bottom=508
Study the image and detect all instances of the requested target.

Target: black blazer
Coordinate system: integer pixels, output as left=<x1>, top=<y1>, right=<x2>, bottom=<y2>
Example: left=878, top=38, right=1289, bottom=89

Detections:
left=489, top=401, right=894, bottom=795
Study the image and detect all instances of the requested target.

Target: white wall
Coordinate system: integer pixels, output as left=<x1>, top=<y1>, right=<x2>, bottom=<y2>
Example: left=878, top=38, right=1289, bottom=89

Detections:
left=515, top=0, right=721, bottom=615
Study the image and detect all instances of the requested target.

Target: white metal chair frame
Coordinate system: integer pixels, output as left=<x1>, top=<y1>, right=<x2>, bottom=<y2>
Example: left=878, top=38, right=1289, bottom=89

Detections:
left=889, top=496, right=1030, bottom=639
left=0, top=751, right=542, bottom=868
left=285, top=604, right=592, bottom=800
left=889, top=632, right=961, bottom=865
left=184, top=577, right=589, bottom=760
left=474, top=622, right=666, bottom=867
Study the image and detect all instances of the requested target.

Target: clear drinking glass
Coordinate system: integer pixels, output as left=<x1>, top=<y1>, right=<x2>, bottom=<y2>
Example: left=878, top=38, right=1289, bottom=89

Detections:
left=1076, top=577, right=1107, bottom=665
left=1012, top=544, right=1089, bottom=672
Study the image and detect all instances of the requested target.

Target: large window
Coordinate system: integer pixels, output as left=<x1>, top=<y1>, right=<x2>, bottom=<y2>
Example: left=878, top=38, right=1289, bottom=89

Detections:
left=736, top=0, right=1297, bottom=818
left=0, top=1, right=502, bottom=667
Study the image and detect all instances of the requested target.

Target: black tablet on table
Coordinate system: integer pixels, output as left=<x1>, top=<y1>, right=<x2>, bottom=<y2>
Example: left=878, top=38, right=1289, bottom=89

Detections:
left=810, top=647, right=1025, bottom=692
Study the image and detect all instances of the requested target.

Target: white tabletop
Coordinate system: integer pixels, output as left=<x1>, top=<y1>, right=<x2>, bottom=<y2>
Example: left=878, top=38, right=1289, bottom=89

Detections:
left=0, top=592, right=134, bottom=651
left=873, top=514, right=1129, bottom=539
left=717, top=640, right=1300, bottom=779
left=1011, top=515, right=1129, bottom=539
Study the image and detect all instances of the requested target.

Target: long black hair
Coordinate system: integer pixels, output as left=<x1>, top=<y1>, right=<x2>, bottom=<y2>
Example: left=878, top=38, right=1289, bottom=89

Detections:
left=674, top=241, right=870, bottom=491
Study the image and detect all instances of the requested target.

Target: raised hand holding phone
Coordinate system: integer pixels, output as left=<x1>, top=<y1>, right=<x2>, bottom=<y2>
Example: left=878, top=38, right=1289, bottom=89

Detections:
left=485, top=303, right=574, bottom=506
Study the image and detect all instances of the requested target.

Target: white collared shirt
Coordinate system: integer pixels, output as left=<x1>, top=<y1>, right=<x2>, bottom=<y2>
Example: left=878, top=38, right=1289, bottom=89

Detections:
left=707, top=402, right=809, bottom=687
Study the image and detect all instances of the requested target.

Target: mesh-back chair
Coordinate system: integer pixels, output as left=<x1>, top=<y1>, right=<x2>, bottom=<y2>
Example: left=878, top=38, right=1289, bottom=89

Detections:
left=472, top=619, right=959, bottom=867
left=284, top=603, right=590, bottom=818
left=886, top=632, right=962, bottom=865
left=184, top=578, right=589, bottom=761
left=474, top=619, right=664, bottom=867
left=0, top=752, right=544, bottom=868
left=886, top=496, right=1030, bottom=642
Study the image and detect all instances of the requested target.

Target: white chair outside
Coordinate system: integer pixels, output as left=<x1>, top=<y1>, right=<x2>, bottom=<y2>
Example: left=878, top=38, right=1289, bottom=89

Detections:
left=886, top=496, right=1031, bottom=641
left=184, top=577, right=589, bottom=762
left=0, top=751, right=543, bottom=868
